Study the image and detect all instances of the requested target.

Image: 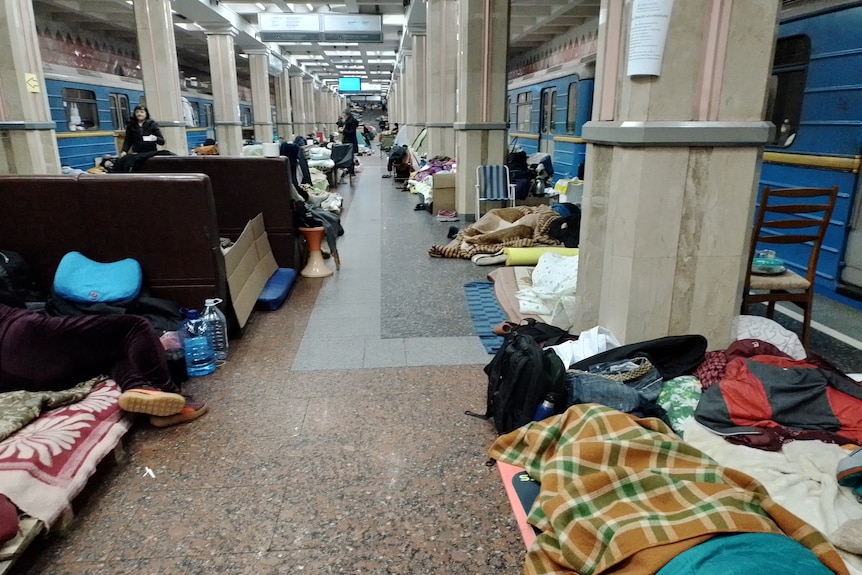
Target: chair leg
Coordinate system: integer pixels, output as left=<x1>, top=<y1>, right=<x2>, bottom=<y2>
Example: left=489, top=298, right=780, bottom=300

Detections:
left=800, top=297, right=813, bottom=350
left=765, top=300, right=776, bottom=319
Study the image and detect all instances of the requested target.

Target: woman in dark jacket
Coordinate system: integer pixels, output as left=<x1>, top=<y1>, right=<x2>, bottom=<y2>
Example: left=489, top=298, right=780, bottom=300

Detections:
left=121, top=105, right=165, bottom=156
left=341, top=110, right=359, bottom=154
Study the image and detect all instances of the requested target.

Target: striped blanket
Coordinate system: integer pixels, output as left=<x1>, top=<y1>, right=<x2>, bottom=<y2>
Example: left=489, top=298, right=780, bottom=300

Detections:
left=489, top=404, right=848, bottom=575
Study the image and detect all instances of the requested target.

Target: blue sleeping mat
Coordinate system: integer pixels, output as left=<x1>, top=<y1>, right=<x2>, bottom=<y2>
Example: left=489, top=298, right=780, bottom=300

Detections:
left=256, top=268, right=297, bottom=311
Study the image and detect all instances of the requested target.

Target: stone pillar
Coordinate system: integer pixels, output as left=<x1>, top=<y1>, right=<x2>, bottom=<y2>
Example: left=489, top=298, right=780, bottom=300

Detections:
left=205, top=28, right=242, bottom=155
left=454, top=0, right=510, bottom=219
left=389, top=82, right=397, bottom=125
left=425, top=0, right=445, bottom=156
left=247, top=49, right=274, bottom=144
left=412, top=34, right=427, bottom=147
left=573, top=0, right=779, bottom=347
left=303, top=80, right=317, bottom=138
left=290, top=75, right=307, bottom=139
left=440, top=0, right=459, bottom=154
left=134, top=0, right=187, bottom=155
left=275, top=68, right=293, bottom=140
left=401, top=52, right=412, bottom=140
left=0, top=0, right=60, bottom=173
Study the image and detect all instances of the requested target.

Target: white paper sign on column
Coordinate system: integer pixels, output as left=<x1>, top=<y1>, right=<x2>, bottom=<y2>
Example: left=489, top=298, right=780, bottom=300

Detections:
left=627, top=0, right=675, bottom=77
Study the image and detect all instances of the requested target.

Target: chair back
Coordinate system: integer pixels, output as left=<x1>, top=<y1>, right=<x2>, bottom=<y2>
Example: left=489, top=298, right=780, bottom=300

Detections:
left=747, top=186, right=839, bottom=283
left=477, top=165, right=512, bottom=201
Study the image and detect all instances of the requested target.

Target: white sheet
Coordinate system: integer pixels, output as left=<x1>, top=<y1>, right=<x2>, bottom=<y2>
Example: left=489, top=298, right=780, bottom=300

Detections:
left=515, top=252, right=578, bottom=330
left=684, top=420, right=862, bottom=575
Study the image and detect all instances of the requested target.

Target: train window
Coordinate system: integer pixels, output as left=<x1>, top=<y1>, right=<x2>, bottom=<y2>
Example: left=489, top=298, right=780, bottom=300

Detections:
left=506, top=96, right=511, bottom=129
left=189, top=102, right=201, bottom=127
left=204, top=104, right=214, bottom=128
left=241, top=106, right=253, bottom=127
left=566, top=83, right=579, bottom=134
left=516, top=92, right=532, bottom=132
left=62, top=88, right=99, bottom=132
left=108, top=93, right=130, bottom=131
left=767, top=35, right=810, bottom=146
left=541, top=88, right=556, bottom=134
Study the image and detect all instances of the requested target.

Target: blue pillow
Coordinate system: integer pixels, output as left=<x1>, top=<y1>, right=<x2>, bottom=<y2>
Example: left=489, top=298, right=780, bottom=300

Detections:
left=53, top=251, right=142, bottom=303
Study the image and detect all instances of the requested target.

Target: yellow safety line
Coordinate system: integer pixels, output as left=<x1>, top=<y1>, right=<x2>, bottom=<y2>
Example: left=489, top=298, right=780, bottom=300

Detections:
left=553, top=136, right=585, bottom=143
left=508, top=132, right=539, bottom=140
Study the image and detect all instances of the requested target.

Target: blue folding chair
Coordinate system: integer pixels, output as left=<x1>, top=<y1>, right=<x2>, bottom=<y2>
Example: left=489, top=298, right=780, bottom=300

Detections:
left=475, top=165, right=516, bottom=218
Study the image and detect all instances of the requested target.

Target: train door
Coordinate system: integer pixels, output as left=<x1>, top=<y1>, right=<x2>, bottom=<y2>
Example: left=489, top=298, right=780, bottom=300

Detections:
left=539, top=87, right=556, bottom=158
left=840, top=168, right=862, bottom=293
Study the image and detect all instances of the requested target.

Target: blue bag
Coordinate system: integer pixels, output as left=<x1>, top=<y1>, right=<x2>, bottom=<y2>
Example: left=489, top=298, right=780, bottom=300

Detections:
left=53, top=251, right=142, bottom=303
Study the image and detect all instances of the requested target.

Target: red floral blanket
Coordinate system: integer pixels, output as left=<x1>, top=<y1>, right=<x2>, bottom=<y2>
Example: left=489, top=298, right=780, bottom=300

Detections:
left=0, top=380, right=133, bottom=528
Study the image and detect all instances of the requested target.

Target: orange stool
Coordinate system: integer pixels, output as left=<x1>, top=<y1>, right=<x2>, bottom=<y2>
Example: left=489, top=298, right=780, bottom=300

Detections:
left=298, top=227, right=333, bottom=278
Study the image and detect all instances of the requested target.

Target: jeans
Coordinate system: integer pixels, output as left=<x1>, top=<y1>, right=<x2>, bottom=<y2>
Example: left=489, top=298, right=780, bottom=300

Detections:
left=565, top=357, right=663, bottom=414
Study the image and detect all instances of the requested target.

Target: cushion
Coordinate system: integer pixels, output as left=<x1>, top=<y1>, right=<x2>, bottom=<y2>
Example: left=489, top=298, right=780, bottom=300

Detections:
left=255, top=268, right=297, bottom=311
left=749, top=269, right=810, bottom=290
left=53, top=251, right=142, bottom=303
left=732, top=315, right=806, bottom=359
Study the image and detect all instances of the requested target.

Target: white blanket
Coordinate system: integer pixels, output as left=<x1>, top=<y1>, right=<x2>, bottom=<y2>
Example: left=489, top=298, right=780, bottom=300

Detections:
left=515, top=252, right=578, bottom=330
left=684, top=420, right=862, bottom=575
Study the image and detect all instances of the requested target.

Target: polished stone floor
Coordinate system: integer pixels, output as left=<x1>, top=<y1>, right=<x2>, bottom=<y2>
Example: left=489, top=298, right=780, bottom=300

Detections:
left=16, top=153, right=862, bottom=574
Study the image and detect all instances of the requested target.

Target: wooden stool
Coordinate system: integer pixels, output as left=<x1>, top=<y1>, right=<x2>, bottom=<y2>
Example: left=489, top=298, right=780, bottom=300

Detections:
left=298, top=227, right=333, bottom=278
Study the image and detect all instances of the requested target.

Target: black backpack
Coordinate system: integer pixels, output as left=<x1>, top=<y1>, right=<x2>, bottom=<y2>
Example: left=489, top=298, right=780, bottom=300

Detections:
left=0, top=250, right=38, bottom=300
left=467, top=323, right=570, bottom=435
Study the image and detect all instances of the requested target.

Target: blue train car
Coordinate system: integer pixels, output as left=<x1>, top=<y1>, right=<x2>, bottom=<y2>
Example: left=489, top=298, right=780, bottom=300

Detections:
left=507, top=62, right=595, bottom=182
left=44, top=64, right=215, bottom=169
left=759, top=1, right=862, bottom=307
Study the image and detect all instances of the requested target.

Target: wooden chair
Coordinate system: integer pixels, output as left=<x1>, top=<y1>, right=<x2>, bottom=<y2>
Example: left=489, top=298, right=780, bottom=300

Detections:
left=475, top=165, right=516, bottom=219
left=741, top=185, right=839, bottom=348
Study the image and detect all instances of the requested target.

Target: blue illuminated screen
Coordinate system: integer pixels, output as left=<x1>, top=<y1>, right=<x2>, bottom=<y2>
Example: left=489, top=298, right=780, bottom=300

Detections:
left=339, top=77, right=362, bottom=92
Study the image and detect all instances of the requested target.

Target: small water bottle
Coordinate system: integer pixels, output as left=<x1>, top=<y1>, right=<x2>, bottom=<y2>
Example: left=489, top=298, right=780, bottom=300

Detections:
left=532, top=394, right=556, bottom=422
left=179, top=309, right=216, bottom=377
left=202, top=297, right=229, bottom=362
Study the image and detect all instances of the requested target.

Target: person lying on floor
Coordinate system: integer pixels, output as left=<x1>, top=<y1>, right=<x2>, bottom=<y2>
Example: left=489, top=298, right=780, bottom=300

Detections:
left=0, top=291, right=207, bottom=427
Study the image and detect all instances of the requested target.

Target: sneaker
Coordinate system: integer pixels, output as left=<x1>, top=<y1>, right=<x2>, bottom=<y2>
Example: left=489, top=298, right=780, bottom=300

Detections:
left=149, top=398, right=209, bottom=428
left=118, top=388, right=187, bottom=416
left=837, top=446, right=862, bottom=487
left=436, top=210, right=459, bottom=222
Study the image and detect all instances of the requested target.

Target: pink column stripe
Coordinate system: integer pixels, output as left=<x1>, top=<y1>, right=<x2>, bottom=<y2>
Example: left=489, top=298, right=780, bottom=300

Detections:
left=600, top=0, right=624, bottom=122
left=697, top=0, right=733, bottom=120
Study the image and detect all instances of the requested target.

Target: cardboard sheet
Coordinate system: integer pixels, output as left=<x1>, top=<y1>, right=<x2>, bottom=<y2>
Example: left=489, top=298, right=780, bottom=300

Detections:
left=222, top=213, right=278, bottom=328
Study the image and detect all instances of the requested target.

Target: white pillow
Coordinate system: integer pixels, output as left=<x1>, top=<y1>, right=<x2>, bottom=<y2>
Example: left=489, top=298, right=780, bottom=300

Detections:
left=732, top=315, right=807, bottom=359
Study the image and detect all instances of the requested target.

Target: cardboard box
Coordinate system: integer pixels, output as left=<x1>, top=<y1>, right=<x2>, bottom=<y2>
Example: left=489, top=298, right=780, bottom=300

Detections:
left=430, top=172, right=456, bottom=213
left=222, top=213, right=278, bottom=328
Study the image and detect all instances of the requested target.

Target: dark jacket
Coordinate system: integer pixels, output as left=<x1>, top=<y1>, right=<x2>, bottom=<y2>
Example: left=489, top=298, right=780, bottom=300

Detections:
left=342, top=115, right=359, bottom=139
left=122, top=119, right=165, bottom=154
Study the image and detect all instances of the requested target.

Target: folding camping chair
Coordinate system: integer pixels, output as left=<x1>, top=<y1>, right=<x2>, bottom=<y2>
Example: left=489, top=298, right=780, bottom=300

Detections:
left=330, top=143, right=355, bottom=182
left=475, top=165, right=516, bottom=218
left=741, top=185, right=839, bottom=348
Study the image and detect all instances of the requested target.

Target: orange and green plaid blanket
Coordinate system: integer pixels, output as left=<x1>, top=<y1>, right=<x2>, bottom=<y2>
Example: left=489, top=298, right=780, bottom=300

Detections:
left=489, top=404, right=848, bottom=575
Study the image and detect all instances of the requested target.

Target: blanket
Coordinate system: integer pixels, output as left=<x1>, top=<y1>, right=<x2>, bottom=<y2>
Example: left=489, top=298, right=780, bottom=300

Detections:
left=0, top=379, right=132, bottom=527
left=0, top=377, right=103, bottom=442
left=489, top=404, right=848, bottom=575
left=429, top=206, right=560, bottom=259
left=684, top=420, right=862, bottom=575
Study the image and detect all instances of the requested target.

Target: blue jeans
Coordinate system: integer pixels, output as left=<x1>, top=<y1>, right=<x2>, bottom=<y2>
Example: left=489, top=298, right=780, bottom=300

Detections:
left=565, top=358, right=662, bottom=413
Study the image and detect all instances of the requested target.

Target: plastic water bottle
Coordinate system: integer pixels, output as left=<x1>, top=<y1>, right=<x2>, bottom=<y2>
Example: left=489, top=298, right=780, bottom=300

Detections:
left=532, top=394, right=556, bottom=422
left=202, top=298, right=229, bottom=362
left=180, top=309, right=216, bottom=377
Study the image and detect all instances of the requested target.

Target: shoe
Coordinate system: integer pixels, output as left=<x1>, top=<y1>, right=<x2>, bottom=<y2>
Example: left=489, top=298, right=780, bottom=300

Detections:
left=149, top=398, right=208, bottom=428
left=118, top=388, right=186, bottom=416
left=436, top=210, right=459, bottom=222
left=837, top=447, right=862, bottom=487
left=382, top=174, right=392, bottom=179
left=414, top=203, right=425, bottom=211
left=447, top=226, right=459, bottom=239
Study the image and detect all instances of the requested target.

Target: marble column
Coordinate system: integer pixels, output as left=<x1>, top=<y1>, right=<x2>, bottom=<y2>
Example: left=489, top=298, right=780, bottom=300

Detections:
left=412, top=34, right=427, bottom=150
left=425, top=0, right=445, bottom=156
left=440, top=0, right=459, bottom=154
left=573, top=0, right=779, bottom=347
left=303, top=80, right=317, bottom=138
left=205, top=28, right=243, bottom=155
left=134, top=0, right=187, bottom=155
left=0, top=0, right=60, bottom=173
left=275, top=68, right=294, bottom=140
left=402, top=52, right=413, bottom=141
left=289, top=75, right=307, bottom=139
left=454, top=0, right=510, bottom=219
left=247, top=49, right=274, bottom=143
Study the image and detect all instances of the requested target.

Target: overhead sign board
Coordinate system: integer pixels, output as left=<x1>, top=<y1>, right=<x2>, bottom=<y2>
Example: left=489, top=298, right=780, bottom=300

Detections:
left=258, top=13, right=382, bottom=43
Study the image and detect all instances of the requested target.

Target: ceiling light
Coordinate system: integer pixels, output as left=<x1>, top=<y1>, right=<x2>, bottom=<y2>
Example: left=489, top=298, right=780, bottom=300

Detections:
left=306, top=3, right=314, bottom=10
left=256, top=2, right=266, bottom=9
left=239, top=53, right=249, bottom=58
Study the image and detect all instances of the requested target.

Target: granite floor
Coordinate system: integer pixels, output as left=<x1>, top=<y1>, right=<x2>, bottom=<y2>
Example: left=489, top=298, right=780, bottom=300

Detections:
left=16, top=153, right=862, bottom=574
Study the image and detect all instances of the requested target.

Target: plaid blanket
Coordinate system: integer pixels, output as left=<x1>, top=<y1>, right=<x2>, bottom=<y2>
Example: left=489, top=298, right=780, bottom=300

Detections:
left=489, top=404, right=848, bottom=575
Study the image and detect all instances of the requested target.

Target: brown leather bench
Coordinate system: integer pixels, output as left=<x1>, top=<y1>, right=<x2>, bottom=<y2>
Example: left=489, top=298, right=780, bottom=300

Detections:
left=138, top=156, right=305, bottom=270
left=0, top=173, right=227, bottom=315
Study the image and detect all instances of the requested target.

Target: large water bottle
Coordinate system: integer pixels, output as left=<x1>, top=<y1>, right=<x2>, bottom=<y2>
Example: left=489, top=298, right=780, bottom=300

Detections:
left=202, top=297, right=229, bottom=362
left=180, top=309, right=216, bottom=377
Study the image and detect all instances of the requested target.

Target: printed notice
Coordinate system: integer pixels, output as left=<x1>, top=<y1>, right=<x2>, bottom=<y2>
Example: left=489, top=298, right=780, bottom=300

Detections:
left=627, top=0, right=674, bottom=77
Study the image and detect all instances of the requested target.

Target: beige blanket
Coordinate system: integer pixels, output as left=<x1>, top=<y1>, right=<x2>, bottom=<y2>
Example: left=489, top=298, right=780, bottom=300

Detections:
left=429, top=206, right=560, bottom=259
